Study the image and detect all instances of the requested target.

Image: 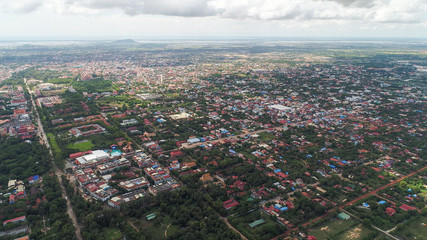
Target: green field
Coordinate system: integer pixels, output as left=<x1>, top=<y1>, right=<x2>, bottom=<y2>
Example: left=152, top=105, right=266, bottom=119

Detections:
left=309, top=218, right=358, bottom=240
left=258, top=132, right=277, bottom=141
left=103, top=228, right=122, bottom=240
left=392, top=216, right=427, bottom=240
left=47, top=132, right=62, bottom=159
left=68, top=140, right=94, bottom=151
left=228, top=210, right=286, bottom=240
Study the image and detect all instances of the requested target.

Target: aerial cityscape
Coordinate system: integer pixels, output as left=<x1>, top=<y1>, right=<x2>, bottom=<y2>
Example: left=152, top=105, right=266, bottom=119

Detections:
left=0, top=1, right=426, bottom=240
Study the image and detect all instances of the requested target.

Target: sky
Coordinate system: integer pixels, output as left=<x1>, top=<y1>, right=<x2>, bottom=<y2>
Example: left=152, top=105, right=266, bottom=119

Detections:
left=0, top=0, right=426, bottom=40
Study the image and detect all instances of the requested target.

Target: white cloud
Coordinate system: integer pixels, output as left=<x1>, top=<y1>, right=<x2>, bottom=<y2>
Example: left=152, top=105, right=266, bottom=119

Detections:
left=0, top=0, right=426, bottom=24
left=0, top=0, right=426, bottom=39
left=0, top=0, right=44, bottom=13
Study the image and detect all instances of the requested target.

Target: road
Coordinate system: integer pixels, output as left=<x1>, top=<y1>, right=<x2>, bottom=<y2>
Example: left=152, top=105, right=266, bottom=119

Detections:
left=299, top=165, right=427, bottom=230
left=25, top=79, right=83, bottom=240
left=217, top=213, right=248, bottom=240
left=271, top=166, right=427, bottom=240
left=340, top=165, right=427, bottom=209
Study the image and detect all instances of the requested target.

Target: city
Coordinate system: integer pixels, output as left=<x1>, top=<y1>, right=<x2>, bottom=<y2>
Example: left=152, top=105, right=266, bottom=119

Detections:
left=0, top=40, right=425, bottom=240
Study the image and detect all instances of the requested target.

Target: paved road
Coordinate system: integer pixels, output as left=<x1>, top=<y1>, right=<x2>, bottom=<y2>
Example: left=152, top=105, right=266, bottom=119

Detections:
left=25, top=79, right=83, bottom=240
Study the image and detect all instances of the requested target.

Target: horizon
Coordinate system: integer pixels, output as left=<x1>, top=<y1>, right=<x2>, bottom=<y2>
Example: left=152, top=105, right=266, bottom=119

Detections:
left=1, top=36, right=427, bottom=42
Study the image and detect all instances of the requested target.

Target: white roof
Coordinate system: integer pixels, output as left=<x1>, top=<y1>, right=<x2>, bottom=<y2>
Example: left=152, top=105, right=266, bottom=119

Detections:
left=83, top=150, right=109, bottom=162
left=270, top=104, right=292, bottom=111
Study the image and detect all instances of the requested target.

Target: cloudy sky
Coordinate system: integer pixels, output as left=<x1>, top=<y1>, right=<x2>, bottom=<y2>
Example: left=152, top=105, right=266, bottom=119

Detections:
left=0, top=0, right=426, bottom=40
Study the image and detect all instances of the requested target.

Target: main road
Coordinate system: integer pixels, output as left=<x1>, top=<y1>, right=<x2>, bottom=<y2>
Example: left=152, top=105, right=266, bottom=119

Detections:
left=25, top=79, right=83, bottom=240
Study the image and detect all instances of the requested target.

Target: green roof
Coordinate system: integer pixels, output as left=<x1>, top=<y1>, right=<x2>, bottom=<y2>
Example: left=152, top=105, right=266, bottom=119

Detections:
left=146, top=213, right=156, bottom=221
left=337, top=212, right=350, bottom=220
left=246, top=197, right=254, bottom=202
left=249, top=219, right=265, bottom=228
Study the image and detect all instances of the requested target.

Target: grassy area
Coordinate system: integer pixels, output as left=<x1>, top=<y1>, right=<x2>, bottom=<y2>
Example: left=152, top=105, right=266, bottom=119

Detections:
left=41, top=88, right=67, bottom=96
left=67, top=140, right=94, bottom=151
left=129, top=215, right=178, bottom=240
left=228, top=210, right=286, bottom=240
left=47, top=132, right=62, bottom=157
left=258, top=132, right=277, bottom=141
left=309, top=218, right=358, bottom=240
left=392, top=216, right=427, bottom=240
left=103, top=228, right=122, bottom=240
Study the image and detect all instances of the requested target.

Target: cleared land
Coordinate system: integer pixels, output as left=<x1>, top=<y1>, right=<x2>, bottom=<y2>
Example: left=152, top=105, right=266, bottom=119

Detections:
left=309, top=218, right=358, bottom=240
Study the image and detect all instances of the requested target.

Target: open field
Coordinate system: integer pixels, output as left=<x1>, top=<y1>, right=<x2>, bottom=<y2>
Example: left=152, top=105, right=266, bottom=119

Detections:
left=392, top=216, right=427, bottom=240
left=228, top=210, right=286, bottom=240
left=309, top=218, right=358, bottom=240
left=129, top=215, right=178, bottom=240
left=333, top=224, right=376, bottom=240
left=67, top=140, right=94, bottom=151
left=103, top=228, right=122, bottom=240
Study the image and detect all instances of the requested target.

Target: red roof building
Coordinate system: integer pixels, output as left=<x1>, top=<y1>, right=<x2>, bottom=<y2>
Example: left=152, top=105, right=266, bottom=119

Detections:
left=223, top=199, right=239, bottom=210
left=400, top=204, right=416, bottom=212
left=3, top=215, right=26, bottom=226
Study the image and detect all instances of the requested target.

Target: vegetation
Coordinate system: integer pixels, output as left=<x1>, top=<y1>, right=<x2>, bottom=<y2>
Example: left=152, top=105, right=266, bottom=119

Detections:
left=0, top=136, right=50, bottom=188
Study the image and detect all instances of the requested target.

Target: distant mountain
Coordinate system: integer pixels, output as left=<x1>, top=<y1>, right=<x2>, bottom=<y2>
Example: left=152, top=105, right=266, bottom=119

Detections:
left=112, top=39, right=137, bottom=44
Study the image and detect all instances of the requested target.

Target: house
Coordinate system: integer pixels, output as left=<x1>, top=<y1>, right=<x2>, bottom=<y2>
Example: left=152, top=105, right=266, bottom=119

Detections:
left=200, top=173, right=213, bottom=183
left=182, top=162, right=196, bottom=168
left=385, top=207, right=396, bottom=216
left=223, top=199, right=239, bottom=210
left=232, top=180, right=246, bottom=190
left=9, top=194, right=16, bottom=204
left=170, top=150, right=184, bottom=158
left=28, top=175, right=39, bottom=184
left=400, top=204, right=416, bottom=212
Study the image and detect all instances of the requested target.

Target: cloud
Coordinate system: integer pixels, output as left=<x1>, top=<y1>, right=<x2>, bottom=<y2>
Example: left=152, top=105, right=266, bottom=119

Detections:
left=67, top=0, right=220, bottom=17
left=325, top=0, right=376, bottom=8
left=0, top=0, right=426, bottom=25
left=0, top=0, right=44, bottom=13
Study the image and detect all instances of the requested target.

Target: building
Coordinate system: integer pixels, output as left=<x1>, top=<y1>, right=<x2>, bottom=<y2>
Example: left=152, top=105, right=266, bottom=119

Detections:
left=148, top=179, right=180, bottom=196
left=200, top=173, right=213, bottom=183
left=69, top=124, right=106, bottom=137
left=108, top=189, right=146, bottom=209
left=85, top=182, right=118, bottom=202
left=223, top=199, right=239, bottom=210
left=337, top=212, right=350, bottom=221
left=3, top=216, right=26, bottom=226
left=169, top=112, right=190, bottom=120
left=28, top=175, right=39, bottom=184
left=118, top=177, right=150, bottom=191
left=75, top=150, right=110, bottom=166
left=96, top=158, right=131, bottom=174
left=249, top=219, right=265, bottom=228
